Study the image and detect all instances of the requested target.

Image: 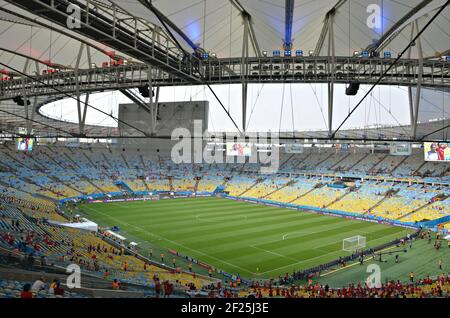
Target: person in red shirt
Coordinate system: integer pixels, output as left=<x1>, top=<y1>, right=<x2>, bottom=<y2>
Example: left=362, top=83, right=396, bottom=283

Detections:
left=163, top=281, right=170, bottom=298
left=437, top=143, right=447, bottom=161
left=155, top=280, right=161, bottom=298
left=166, top=283, right=173, bottom=298
left=20, top=283, right=33, bottom=298
left=54, top=283, right=64, bottom=296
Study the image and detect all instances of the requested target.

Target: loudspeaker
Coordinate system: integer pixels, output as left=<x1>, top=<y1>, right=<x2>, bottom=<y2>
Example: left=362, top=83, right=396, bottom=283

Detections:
left=138, top=86, right=155, bottom=98
left=13, top=96, right=22, bottom=105
left=345, top=82, right=360, bottom=96
left=12, top=95, right=31, bottom=106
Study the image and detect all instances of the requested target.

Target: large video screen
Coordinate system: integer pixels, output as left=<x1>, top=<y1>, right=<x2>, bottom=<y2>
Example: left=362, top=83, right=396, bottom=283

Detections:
left=424, top=142, right=450, bottom=162
left=390, top=143, right=412, bottom=156
left=16, top=128, right=34, bottom=152
left=226, top=142, right=252, bottom=157
left=285, top=144, right=303, bottom=153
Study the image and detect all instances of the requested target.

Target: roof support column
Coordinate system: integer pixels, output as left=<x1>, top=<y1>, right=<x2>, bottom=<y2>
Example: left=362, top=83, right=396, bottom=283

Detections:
left=242, top=15, right=249, bottom=133
left=407, top=23, right=415, bottom=127
left=154, top=86, right=160, bottom=113
left=79, top=45, right=93, bottom=135
left=26, top=61, right=40, bottom=132
left=21, top=59, right=31, bottom=133
left=29, top=96, right=38, bottom=135
left=21, top=86, right=30, bottom=134
left=314, top=0, right=346, bottom=56
left=230, top=0, right=262, bottom=57
left=327, top=13, right=335, bottom=136
left=34, top=61, right=40, bottom=76
left=21, top=59, right=39, bottom=135
left=408, top=86, right=415, bottom=130
left=75, top=43, right=87, bottom=136
left=412, top=20, right=423, bottom=138
left=147, top=65, right=157, bottom=136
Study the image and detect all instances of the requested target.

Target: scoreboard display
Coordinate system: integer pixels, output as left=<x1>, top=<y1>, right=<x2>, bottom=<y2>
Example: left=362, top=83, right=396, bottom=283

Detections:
left=16, top=128, right=34, bottom=152
left=424, top=142, right=450, bottom=162
left=389, top=143, right=412, bottom=156
left=226, top=142, right=252, bottom=157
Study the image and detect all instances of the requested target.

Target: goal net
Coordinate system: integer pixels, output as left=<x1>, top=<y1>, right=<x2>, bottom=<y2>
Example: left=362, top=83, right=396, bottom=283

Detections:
left=342, top=235, right=366, bottom=252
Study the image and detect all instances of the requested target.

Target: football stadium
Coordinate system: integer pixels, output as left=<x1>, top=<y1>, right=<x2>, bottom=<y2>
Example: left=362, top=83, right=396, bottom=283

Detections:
left=0, top=0, right=449, bottom=303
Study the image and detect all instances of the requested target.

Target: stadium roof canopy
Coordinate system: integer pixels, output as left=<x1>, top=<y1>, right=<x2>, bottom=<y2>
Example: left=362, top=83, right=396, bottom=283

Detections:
left=0, top=0, right=448, bottom=141
left=1, top=0, right=449, bottom=65
left=122, top=0, right=450, bottom=59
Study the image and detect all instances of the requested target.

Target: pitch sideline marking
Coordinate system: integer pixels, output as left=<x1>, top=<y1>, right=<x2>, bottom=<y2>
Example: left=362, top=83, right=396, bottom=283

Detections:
left=256, top=248, right=342, bottom=275
left=254, top=231, right=383, bottom=275
left=260, top=231, right=405, bottom=276
left=261, top=227, right=394, bottom=275
left=319, top=245, right=399, bottom=278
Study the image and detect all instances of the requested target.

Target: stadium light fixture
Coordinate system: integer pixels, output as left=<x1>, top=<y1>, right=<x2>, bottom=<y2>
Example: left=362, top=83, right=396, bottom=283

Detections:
left=308, top=50, right=313, bottom=56
left=262, top=50, right=268, bottom=57
left=353, top=51, right=360, bottom=57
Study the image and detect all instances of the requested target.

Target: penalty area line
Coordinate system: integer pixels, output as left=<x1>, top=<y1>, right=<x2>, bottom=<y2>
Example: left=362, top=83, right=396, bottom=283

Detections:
left=249, top=245, right=299, bottom=263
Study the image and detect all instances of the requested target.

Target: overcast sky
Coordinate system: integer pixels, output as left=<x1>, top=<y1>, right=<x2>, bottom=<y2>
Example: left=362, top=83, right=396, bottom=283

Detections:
left=41, top=83, right=448, bottom=133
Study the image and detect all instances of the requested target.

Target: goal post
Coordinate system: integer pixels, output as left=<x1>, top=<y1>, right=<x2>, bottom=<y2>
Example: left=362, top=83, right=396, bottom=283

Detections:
left=342, top=235, right=366, bottom=252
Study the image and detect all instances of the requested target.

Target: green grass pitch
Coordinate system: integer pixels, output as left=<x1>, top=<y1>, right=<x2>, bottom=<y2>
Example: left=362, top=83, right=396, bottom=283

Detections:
left=80, top=197, right=414, bottom=279
left=316, top=234, right=450, bottom=287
